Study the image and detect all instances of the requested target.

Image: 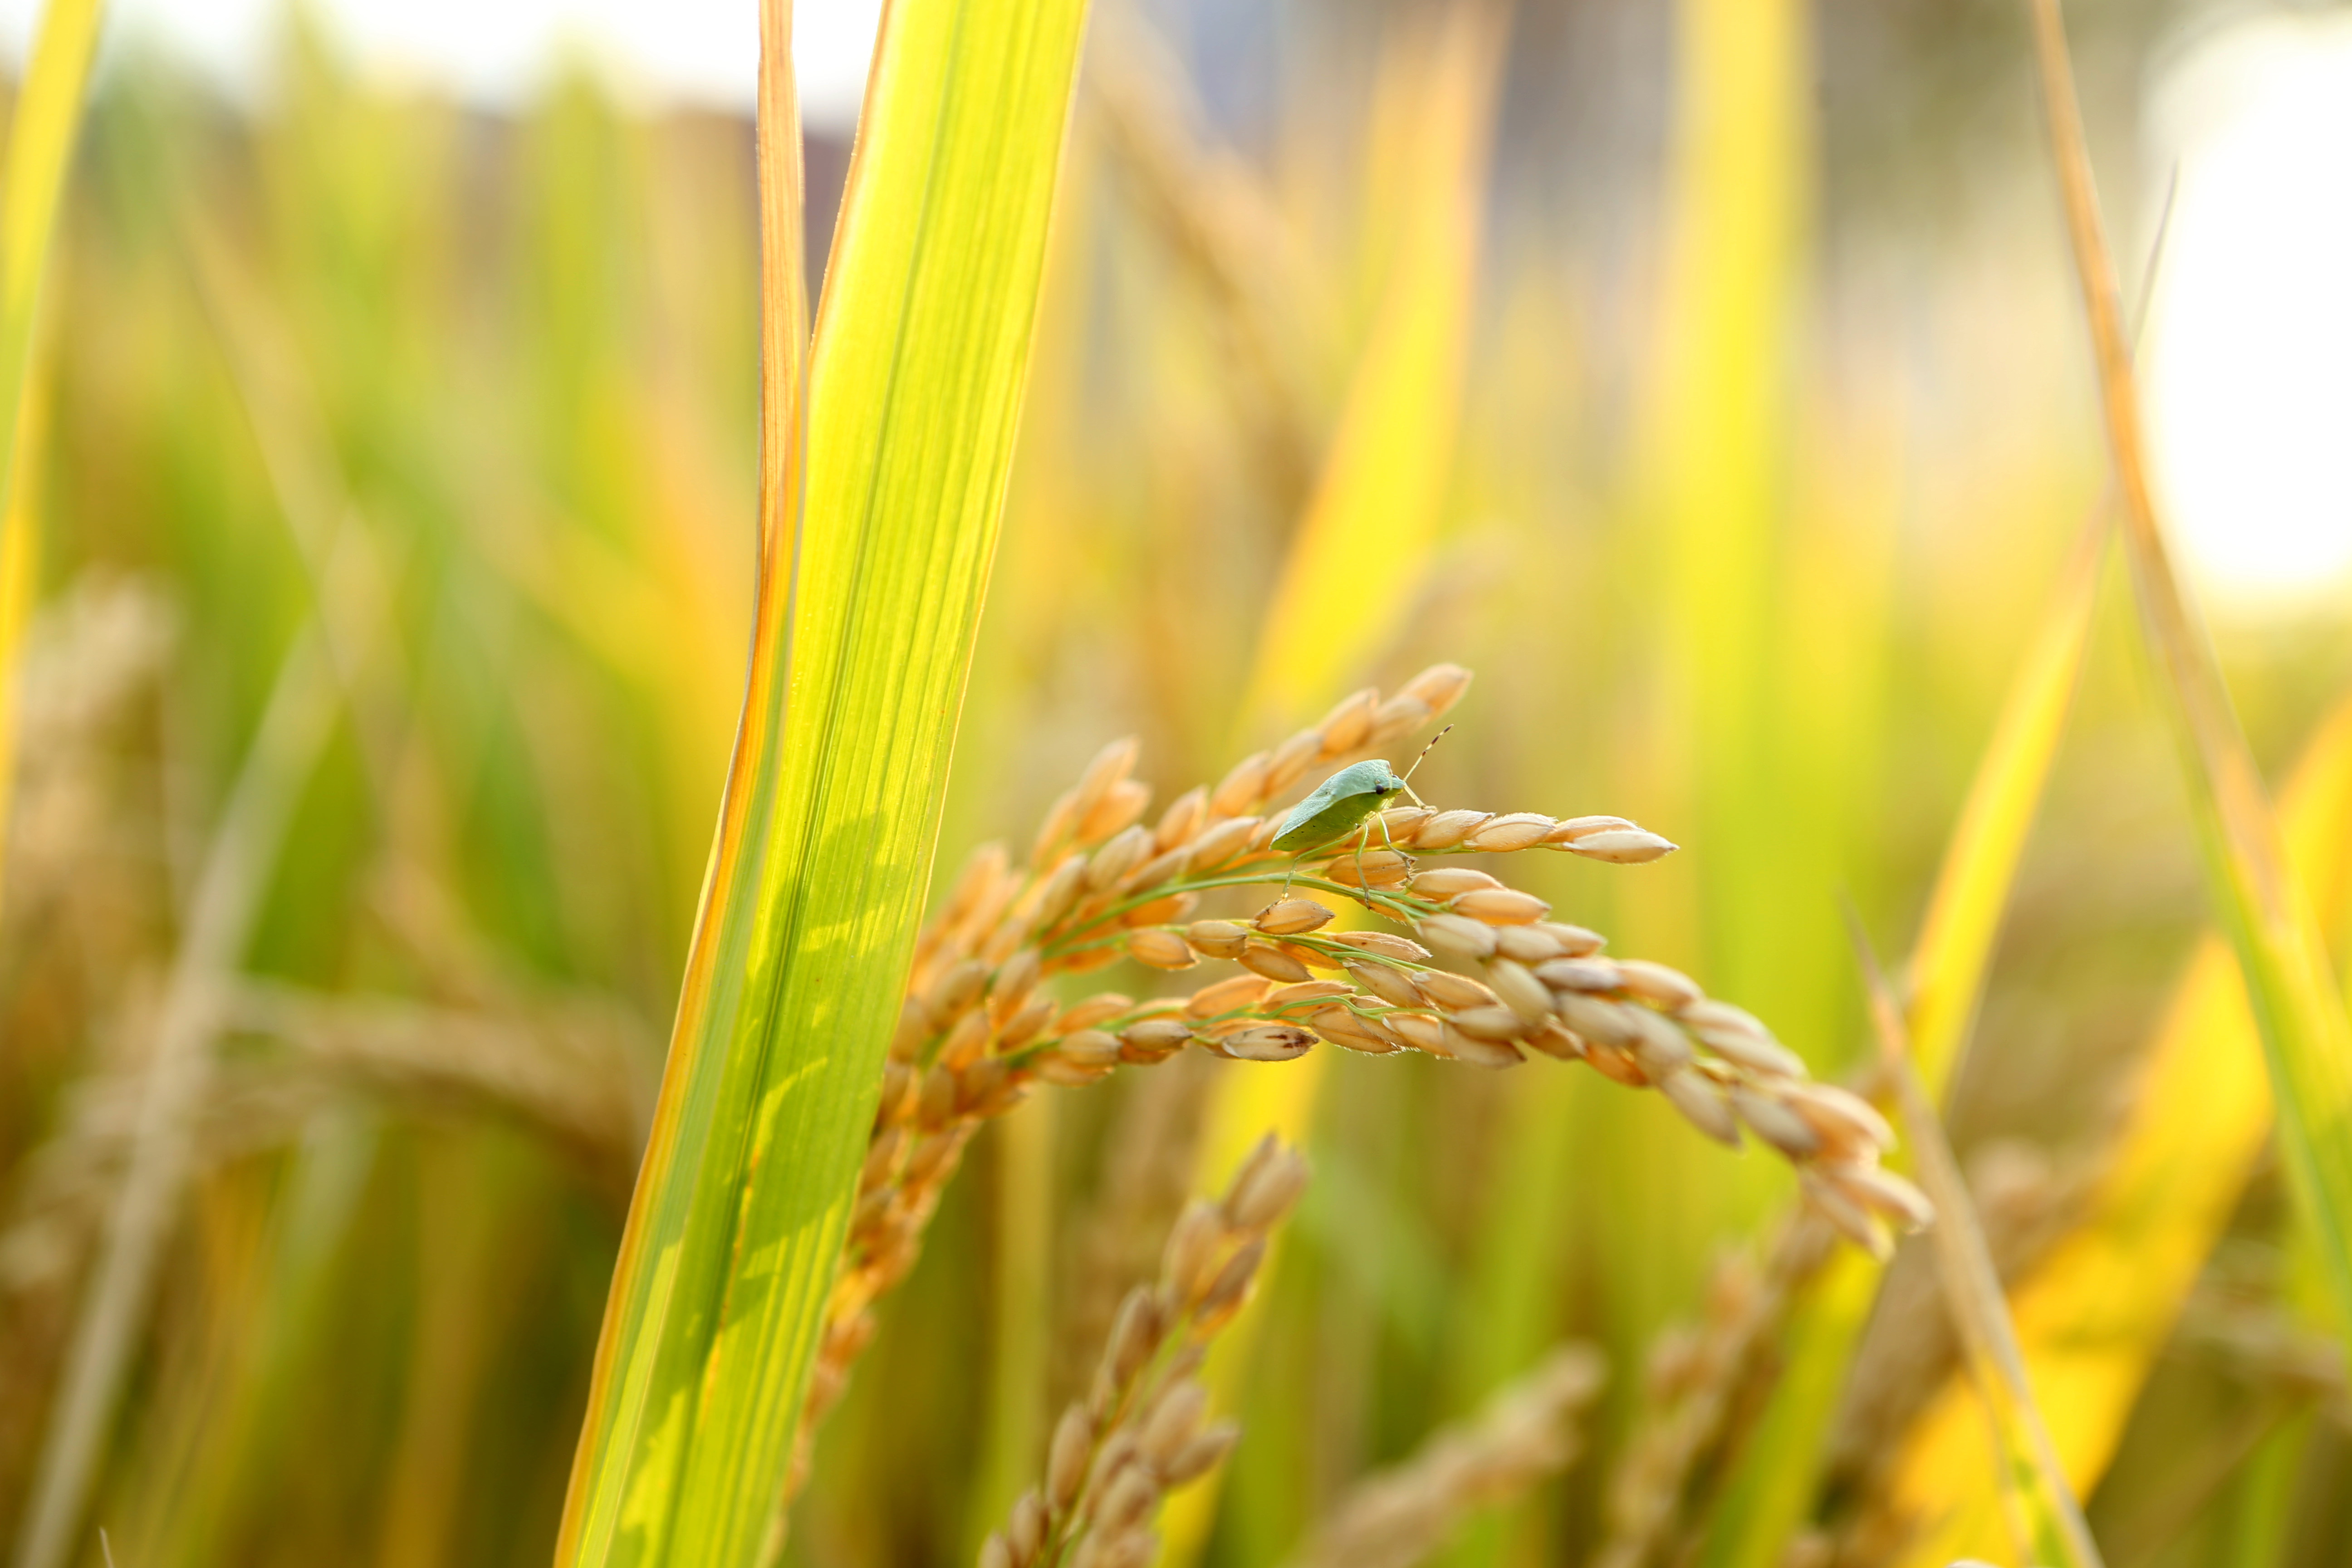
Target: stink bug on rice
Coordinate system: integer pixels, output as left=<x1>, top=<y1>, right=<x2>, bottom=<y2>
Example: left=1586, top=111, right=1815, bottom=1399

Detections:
left=1274, top=726, right=1451, bottom=891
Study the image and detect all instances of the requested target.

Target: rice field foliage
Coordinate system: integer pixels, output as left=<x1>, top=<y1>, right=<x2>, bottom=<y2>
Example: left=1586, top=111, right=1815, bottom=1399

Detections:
left=2, top=2, right=2351, bottom=1568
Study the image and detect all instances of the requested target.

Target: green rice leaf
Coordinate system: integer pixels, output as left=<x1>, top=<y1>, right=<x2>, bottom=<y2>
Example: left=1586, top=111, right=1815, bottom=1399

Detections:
left=554, top=1, right=1092, bottom=1563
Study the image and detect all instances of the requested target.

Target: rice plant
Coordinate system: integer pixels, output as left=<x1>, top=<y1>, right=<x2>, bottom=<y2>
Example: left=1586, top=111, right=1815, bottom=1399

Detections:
left=2, top=0, right=2350, bottom=1566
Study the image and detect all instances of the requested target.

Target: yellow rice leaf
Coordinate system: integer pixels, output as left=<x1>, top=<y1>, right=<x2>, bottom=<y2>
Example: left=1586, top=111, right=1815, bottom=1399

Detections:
left=0, top=0, right=101, bottom=914
left=1889, top=691, right=2352, bottom=1564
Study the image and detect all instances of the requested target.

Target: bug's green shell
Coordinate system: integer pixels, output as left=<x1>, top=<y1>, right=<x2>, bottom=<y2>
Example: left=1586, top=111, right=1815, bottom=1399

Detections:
left=1272, top=759, right=1406, bottom=852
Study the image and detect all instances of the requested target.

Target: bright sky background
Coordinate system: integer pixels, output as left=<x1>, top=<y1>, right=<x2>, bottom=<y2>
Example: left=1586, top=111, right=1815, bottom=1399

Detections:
left=0, top=0, right=885, bottom=126
left=2143, top=11, right=2352, bottom=610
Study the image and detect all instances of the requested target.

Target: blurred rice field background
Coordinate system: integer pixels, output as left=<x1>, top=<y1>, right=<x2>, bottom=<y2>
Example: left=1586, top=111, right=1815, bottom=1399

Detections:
left=3, top=0, right=2352, bottom=1565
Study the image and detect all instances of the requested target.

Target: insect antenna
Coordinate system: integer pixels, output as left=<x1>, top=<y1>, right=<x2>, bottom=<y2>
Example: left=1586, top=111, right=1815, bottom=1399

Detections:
left=1395, top=724, right=1453, bottom=807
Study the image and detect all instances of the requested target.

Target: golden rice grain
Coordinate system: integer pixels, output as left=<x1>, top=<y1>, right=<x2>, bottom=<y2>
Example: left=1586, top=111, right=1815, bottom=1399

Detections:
left=1491, top=925, right=1563, bottom=965
left=1321, top=849, right=1414, bottom=888
left=1383, top=1013, right=1446, bottom=1054
left=1614, top=958, right=1703, bottom=1011
left=1153, top=786, right=1210, bottom=852
left=1055, top=994, right=1134, bottom=1032
left=1185, top=815, right=1261, bottom=871
left=1252, top=898, right=1336, bottom=936
left=1559, top=827, right=1679, bottom=865
left=1264, top=980, right=1352, bottom=1007
left=1464, top=812, right=1558, bottom=852
left=1238, top=942, right=1314, bottom=983
left=1185, top=975, right=1273, bottom=1018
left=1078, top=778, right=1154, bottom=845
left=1343, top=958, right=1425, bottom=1010
left=1539, top=921, right=1607, bottom=955
left=1487, top=959, right=1555, bottom=1024
left=1440, top=1026, right=1524, bottom=1069
left=1658, top=1068, right=1741, bottom=1148
left=1448, top=887, right=1550, bottom=925
left=1085, top=825, right=1155, bottom=892
left=1315, top=687, right=1381, bottom=755
left=1210, top=751, right=1270, bottom=816
left=1127, top=929, right=1198, bottom=970
left=1330, top=930, right=1431, bottom=962
left=1450, top=1006, right=1533, bottom=1043
left=1417, top=913, right=1499, bottom=961
left=1413, top=970, right=1499, bottom=1011
left=1182, top=919, right=1249, bottom=959
left=1411, top=809, right=1491, bottom=850
left=1218, top=1025, right=1317, bottom=1062
left=1407, top=867, right=1502, bottom=899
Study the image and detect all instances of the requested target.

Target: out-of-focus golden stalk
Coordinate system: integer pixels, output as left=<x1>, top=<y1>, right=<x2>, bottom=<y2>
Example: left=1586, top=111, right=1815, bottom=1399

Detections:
left=2025, top=0, right=2352, bottom=1330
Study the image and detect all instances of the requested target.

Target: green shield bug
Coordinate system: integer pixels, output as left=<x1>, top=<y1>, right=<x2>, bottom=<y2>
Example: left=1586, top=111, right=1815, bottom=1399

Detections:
left=1273, top=725, right=1451, bottom=891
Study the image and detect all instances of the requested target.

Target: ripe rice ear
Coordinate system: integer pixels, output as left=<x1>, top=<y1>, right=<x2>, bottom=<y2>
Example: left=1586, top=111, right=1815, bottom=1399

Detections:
left=978, top=1141, right=1308, bottom=1568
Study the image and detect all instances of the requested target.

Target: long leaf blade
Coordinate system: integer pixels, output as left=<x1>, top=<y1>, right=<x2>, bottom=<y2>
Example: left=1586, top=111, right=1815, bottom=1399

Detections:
left=555, top=1, right=1092, bottom=1562
left=1886, top=690, right=2352, bottom=1562
left=2026, top=0, right=2352, bottom=1332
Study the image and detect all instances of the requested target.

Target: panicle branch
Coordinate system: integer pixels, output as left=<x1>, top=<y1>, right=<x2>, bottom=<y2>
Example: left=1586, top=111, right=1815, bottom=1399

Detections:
left=789, top=660, right=1930, bottom=1498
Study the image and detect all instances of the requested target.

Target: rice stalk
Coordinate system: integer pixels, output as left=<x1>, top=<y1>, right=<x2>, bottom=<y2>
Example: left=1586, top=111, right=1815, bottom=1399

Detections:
left=1281, top=1344, right=1605, bottom=1568
left=2025, top=0, right=2352, bottom=1332
left=0, top=979, right=651, bottom=1286
left=1851, top=922, right=2103, bottom=1568
left=554, top=1, right=1094, bottom=1561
